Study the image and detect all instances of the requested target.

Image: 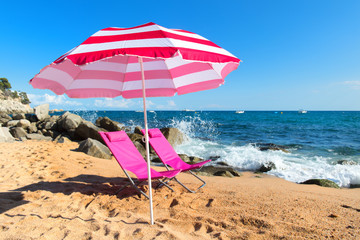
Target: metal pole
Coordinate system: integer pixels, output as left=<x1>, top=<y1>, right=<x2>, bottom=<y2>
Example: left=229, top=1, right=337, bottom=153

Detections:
left=139, top=56, right=154, bottom=225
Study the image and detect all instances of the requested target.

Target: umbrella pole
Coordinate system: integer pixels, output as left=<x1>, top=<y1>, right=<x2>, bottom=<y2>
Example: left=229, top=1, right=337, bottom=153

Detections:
left=139, top=56, right=154, bottom=225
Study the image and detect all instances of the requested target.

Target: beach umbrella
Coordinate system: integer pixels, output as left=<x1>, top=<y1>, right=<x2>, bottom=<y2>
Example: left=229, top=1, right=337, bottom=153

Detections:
left=30, top=22, right=241, bottom=224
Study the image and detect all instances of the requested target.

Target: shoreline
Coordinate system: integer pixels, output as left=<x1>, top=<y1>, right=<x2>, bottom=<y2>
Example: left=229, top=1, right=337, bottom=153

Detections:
left=1, top=140, right=359, bottom=239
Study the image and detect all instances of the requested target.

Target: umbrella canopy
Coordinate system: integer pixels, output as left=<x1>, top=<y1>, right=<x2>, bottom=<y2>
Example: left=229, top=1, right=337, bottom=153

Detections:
left=30, top=22, right=240, bottom=99
left=30, top=22, right=240, bottom=225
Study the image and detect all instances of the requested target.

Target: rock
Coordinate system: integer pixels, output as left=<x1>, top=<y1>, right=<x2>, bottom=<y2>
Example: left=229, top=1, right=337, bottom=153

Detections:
left=257, top=162, right=276, bottom=172
left=189, top=156, right=204, bottom=164
left=350, top=184, right=360, bottom=188
left=197, top=166, right=242, bottom=178
left=160, top=128, right=185, bottom=147
left=134, top=126, right=142, bottom=135
left=34, top=104, right=50, bottom=121
left=0, top=112, right=12, bottom=125
left=0, top=127, right=15, bottom=142
left=216, top=161, right=229, bottom=166
left=12, top=113, right=26, bottom=120
left=28, top=123, right=38, bottom=133
left=209, top=156, right=221, bottom=161
left=9, top=127, right=27, bottom=139
left=26, top=133, right=52, bottom=141
left=25, top=114, right=38, bottom=122
left=253, top=143, right=290, bottom=153
left=16, top=119, right=31, bottom=129
left=95, top=117, right=123, bottom=131
left=54, top=134, right=72, bottom=143
left=77, top=138, right=112, bottom=159
left=74, top=120, right=103, bottom=142
left=128, top=133, right=144, bottom=143
left=336, top=160, right=357, bottom=165
left=57, top=112, right=83, bottom=132
left=134, top=141, right=146, bottom=158
left=301, top=179, right=340, bottom=189
left=6, top=120, right=19, bottom=128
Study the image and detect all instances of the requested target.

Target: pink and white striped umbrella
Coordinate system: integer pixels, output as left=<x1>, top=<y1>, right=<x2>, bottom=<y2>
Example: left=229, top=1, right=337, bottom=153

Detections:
left=30, top=22, right=240, bottom=99
left=30, top=22, right=240, bottom=225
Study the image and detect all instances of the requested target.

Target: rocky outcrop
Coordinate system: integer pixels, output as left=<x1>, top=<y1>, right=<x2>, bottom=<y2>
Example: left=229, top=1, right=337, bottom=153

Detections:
left=0, top=99, right=33, bottom=114
left=252, top=143, right=290, bottom=153
left=300, top=179, right=340, bottom=189
left=197, top=166, right=242, bottom=178
left=77, top=138, right=112, bottom=160
left=75, top=120, right=104, bottom=142
left=0, top=113, right=12, bottom=125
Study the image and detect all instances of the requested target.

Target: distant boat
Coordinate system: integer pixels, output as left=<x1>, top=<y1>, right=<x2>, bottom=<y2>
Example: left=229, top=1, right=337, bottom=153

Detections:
left=235, top=110, right=245, bottom=114
left=149, top=110, right=155, bottom=113
left=182, top=109, right=195, bottom=112
left=298, top=110, right=307, bottom=114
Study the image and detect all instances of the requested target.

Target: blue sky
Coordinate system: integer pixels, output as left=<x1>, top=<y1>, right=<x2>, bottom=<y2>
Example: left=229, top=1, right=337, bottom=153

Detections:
left=1, top=0, right=359, bottom=111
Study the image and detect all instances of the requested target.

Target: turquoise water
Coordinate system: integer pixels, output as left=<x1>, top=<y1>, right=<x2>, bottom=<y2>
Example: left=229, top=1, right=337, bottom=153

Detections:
left=70, top=110, right=360, bottom=187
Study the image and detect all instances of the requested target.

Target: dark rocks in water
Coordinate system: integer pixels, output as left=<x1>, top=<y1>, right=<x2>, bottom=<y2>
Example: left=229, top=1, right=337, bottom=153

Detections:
left=257, top=162, right=276, bottom=172
left=349, top=184, right=360, bottom=188
left=216, top=161, right=229, bottom=166
left=77, top=138, right=112, bottom=160
left=336, top=160, right=357, bottom=165
left=301, top=179, right=340, bottom=189
left=209, top=156, right=221, bottom=161
left=253, top=143, right=290, bottom=153
left=95, top=117, right=123, bottom=132
left=197, top=166, right=242, bottom=178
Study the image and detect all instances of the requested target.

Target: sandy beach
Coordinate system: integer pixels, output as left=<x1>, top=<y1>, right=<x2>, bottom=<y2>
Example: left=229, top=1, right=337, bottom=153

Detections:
left=0, top=140, right=359, bottom=239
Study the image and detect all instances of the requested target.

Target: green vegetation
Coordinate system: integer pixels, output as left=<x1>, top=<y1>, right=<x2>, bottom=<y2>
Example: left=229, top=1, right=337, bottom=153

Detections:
left=0, top=77, right=31, bottom=104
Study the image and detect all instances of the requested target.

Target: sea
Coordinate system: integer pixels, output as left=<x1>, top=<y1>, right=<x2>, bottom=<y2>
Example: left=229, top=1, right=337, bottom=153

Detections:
left=68, top=110, right=360, bottom=188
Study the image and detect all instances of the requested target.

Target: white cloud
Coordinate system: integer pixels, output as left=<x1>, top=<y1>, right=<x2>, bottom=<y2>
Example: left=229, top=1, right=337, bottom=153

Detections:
left=155, top=100, right=177, bottom=109
left=94, top=98, right=133, bottom=108
left=343, top=81, right=360, bottom=90
left=28, top=94, right=83, bottom=106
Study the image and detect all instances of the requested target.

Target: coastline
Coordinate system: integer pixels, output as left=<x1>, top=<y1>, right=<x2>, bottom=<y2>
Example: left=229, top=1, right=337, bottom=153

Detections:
left=1, top=140, right=359, bottom=239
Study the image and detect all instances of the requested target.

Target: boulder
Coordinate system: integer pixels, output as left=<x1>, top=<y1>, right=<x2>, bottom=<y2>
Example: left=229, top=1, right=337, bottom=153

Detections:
left=74, top=120, right=104, bottom=142
left=77, top=138, right=112, bottom=160
left=34, top=104, right=50, bottom=121
left=28, top=123, right=38, bottom=133
left=12, top=113, right=26, bottom=120
left=9, top=127, right=27, bottom=139
left=57, top=112, right=83, bottom=132
left=0, top=127, right=15, bottom=142
left=95, top=117, right=123, bottom=131
left=6, top=120, right=19, bottom=128
left=178, top=154, right=204, bottom=164
left=198, top=166, right=242, bottom=178
left=26, top=133, right=52, bottom=141
left=300, top=179, right=340, bottom=189
left=16, top=119, right=31, bottom=129
left=134, top=141, right=147, bottom=159
left=25, top=114, right=38, bottom=122
left=160, top=128, right=185, bottom=146
left=0, top=112, right=12, bottom=125
left=257, top=162, right=276, bottom=172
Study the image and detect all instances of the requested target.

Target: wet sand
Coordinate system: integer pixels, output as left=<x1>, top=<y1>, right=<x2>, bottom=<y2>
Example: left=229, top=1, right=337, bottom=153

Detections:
left=0, top=140, right=359, bottom=239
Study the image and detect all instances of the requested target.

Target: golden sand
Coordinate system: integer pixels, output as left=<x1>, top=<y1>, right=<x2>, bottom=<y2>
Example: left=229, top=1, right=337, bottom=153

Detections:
left=0, top=140, right=359, bottom=239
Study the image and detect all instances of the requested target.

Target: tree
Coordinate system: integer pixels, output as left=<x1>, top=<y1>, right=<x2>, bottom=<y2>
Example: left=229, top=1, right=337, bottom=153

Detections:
left=0, top=78, right=12, bottom=91
left=19, top=92, right=31, bottom=104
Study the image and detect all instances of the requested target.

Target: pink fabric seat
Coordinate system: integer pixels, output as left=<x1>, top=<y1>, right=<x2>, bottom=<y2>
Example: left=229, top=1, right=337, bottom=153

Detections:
left=99, top=131, right=181, bottom=197
left=141, top=128, right=211, bottom=192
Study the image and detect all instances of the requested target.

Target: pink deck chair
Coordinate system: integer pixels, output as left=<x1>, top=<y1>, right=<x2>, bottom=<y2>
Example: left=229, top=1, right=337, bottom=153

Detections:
left=141, top=128, right=211, bottom=193
left=99, top=131, right=181, bottom=198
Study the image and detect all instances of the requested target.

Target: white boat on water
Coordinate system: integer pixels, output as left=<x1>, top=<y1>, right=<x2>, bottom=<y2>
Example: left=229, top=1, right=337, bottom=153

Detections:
left=236, top=110, right=245, bottom=114
left=298, top=110, right=307, bottom=114
left=182, top=109, right=195, bottom=112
